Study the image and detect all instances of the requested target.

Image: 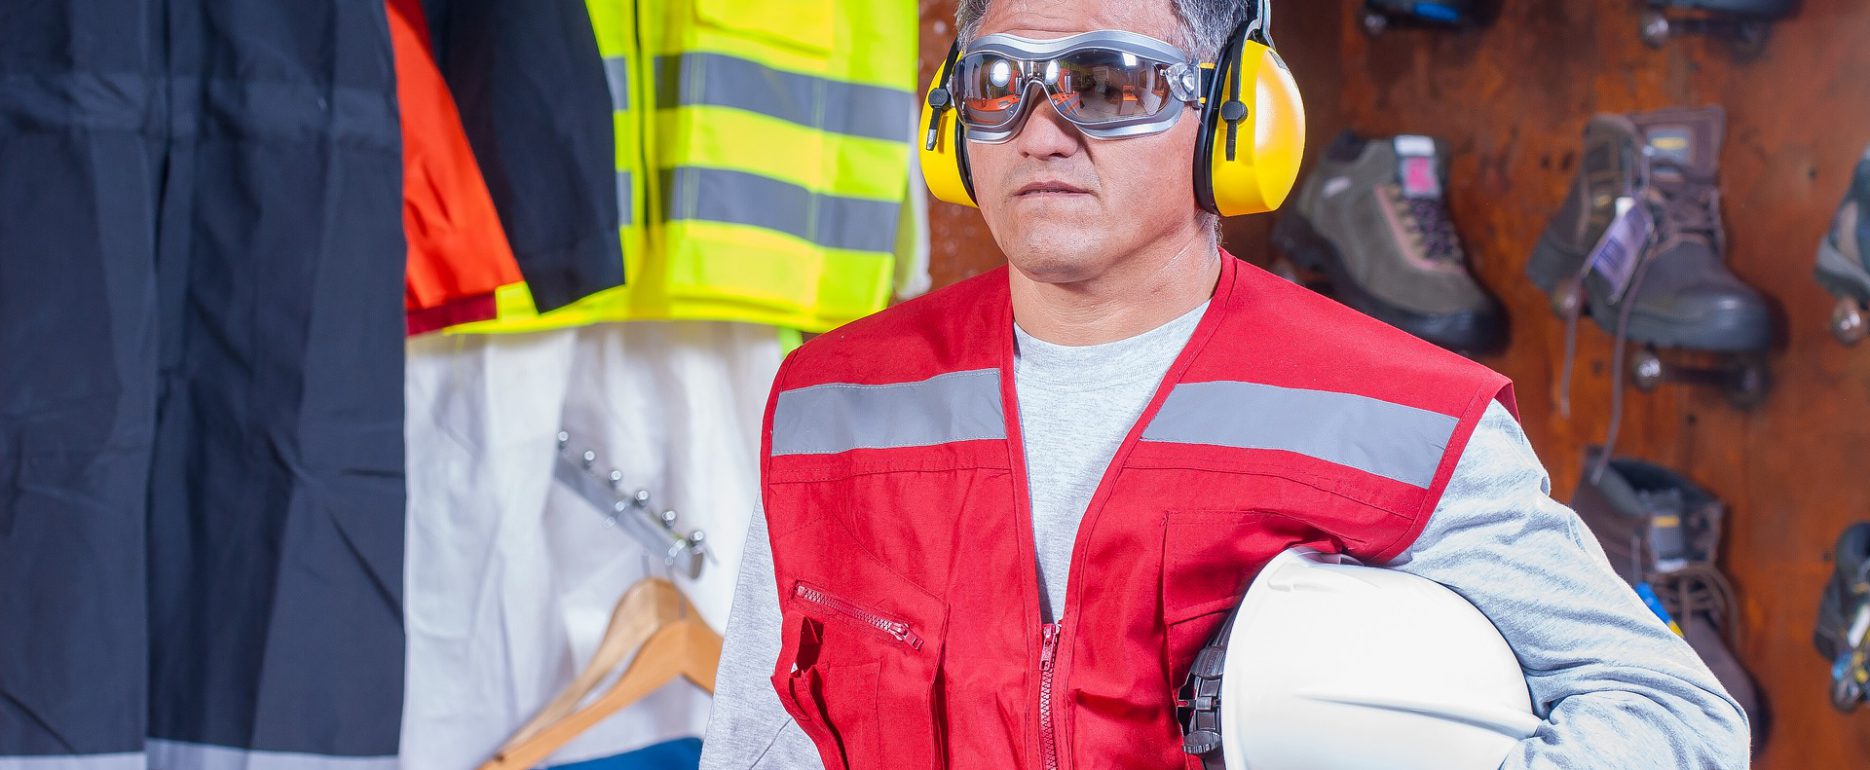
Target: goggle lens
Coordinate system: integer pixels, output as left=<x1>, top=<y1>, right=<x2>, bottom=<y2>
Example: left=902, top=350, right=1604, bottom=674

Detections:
left=1052, top=50, right=1175, bottom=123
left=954, top=54, right=1025, bottom=129
left=954, top=48, right=1180, bottom=131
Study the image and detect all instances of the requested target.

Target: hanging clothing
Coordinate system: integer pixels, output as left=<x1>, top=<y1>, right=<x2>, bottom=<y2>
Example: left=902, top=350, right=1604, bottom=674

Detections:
left=451, top=0, right=922, bottom=335
left=391, top=0, right=524, bottom=334
left=421, top=0, right=625, bottom=312
left=0, top=0, right=159, bottom=762
left=402, top=322, right=779, bottom=770
left=1, top=1, right=407, bottom=768
left=641, top=0, right=919, bottom=330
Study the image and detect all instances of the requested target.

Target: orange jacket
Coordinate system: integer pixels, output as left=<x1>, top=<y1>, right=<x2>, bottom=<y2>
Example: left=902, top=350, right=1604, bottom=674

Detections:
left=390, top=0, right=522, bottom=335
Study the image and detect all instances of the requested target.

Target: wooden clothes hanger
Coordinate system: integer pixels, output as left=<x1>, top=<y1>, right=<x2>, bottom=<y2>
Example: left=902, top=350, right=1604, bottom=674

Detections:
left=479, top=577, right=723, bottom=770
left=496, top=579, right=683, bottom=749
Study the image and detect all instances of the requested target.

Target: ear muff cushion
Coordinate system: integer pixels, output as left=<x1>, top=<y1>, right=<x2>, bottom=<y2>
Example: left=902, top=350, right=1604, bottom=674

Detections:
left=1193, top=22, right=1306, bottom=218
left=919, top=42, right=978, bottom=208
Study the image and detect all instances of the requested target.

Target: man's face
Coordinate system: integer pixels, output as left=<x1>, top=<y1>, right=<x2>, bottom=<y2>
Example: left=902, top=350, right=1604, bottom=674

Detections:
left=968, top=0, right=1205, bottom=284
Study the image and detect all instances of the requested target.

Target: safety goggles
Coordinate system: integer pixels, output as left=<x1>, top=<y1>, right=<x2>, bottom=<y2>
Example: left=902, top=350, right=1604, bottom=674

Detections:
left=951, top=29, right=1206, bottom=143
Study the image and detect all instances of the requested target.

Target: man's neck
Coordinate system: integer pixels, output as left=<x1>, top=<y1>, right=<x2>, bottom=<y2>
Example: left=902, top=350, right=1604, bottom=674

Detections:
left=1009, top=232, right=1222, bottom=346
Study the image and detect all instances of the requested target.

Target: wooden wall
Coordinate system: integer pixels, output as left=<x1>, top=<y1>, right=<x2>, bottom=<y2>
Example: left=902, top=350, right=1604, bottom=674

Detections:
left=915, top=0, right=1870, bottom=765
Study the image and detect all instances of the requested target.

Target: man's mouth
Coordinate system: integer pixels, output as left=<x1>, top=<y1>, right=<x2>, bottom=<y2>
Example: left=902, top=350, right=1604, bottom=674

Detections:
left=1016, top=180, right=1091, bottom=196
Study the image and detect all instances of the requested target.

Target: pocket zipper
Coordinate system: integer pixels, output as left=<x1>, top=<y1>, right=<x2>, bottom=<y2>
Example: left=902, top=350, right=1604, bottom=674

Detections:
left=794, top=582, right=924, bottom=650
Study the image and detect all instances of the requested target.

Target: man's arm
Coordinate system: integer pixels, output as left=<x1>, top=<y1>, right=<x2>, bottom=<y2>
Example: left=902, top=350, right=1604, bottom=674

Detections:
left=1388, top=401, right=1751, bottom=769
left=698, top=504, right=827, bottom=770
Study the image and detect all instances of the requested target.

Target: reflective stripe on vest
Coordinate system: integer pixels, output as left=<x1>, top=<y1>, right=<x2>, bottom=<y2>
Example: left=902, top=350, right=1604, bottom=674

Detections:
left=772, top=369, right=1005, bottom=456
left=771, top=371, right=1459, bottom=488
left=653, top=53, right=908, bottom=143
left=663, top=167, right=901, bottom=255
left=452, top=0, right=918, bottom=335
left=1143, top=381, right=1460, bottom=488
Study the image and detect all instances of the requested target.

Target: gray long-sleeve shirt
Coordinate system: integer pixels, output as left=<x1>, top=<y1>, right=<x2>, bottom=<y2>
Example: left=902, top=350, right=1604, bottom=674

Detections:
left=699, top=306, right=1750, bottom=769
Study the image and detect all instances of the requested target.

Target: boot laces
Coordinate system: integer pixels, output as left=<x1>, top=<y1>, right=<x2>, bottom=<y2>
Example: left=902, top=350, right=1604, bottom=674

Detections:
left=1581, top=163, right=1723, bottom=476
left=1387, top=186, right=1463, bottom=264
left=1643, top=502, right=1737, bottom=647
left=1651, top=562, right=1741, bottom=649
left=1648, top=159, right=1725, bottom=251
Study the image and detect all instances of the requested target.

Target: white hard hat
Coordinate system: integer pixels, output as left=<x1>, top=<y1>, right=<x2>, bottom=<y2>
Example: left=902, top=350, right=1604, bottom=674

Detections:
left=1179, top=547, right=1541, bottom=770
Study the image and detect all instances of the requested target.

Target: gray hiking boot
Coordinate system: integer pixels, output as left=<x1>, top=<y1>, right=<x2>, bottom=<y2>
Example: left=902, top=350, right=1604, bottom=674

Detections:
left=1273, top=132, right=1507, bottom=355
left=1816, top=143, right=1870, bottom=345
left=1570, top=448, right=1766, bottom=751
left=1527, top=106, right=1773, bottom=353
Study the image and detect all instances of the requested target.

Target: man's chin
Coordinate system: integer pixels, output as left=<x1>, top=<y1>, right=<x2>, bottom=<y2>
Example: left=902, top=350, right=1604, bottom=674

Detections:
left=1003, top=241, right=1113, bottom=285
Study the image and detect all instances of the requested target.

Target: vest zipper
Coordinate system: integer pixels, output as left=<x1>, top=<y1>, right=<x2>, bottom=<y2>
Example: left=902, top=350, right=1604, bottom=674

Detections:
left=1039, top=620, right=1063, bottom=770
left=794, top=582, right=924, bottom=650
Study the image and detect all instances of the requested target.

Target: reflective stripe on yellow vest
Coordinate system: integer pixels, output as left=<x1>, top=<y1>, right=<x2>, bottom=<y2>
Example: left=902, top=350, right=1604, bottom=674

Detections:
left=454, top=0, right=917, bottom=334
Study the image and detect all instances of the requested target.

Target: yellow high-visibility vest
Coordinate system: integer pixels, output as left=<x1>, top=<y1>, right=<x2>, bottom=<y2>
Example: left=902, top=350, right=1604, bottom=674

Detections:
left=454, top=0, right=918, bottom=334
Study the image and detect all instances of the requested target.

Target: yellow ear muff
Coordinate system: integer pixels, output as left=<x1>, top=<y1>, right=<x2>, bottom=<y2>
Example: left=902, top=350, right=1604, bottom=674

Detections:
left=1194, top=22, right=1306, bottom=217
left=919, top=41, right=977, bottom=208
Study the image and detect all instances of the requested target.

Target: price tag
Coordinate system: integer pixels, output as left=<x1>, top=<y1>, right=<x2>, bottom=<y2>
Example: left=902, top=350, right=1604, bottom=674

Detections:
left=1588, top=196, right=1653, bottom=303
left=1393, top=135, right=1442, bottom=199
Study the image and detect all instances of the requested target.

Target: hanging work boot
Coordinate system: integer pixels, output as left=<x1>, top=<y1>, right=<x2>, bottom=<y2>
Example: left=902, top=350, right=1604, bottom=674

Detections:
left=1272, top=132, right=1507, bottom=356
left=1527, top=106, right=1773, bottom=353
left=1568, top=448, right=1767, bottom=749
left=1815, top=522, right=1870, bottom=712
left=1815, top=143, right=1870, bottom=345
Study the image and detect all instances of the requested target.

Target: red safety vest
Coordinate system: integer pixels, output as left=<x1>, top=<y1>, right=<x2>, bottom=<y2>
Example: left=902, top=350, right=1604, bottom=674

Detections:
left=760, top=253, right=1515, bottom=770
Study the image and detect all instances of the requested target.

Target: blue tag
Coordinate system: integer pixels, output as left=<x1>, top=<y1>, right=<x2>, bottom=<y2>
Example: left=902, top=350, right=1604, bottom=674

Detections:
left=1634, top=581, right=1683, bottom=636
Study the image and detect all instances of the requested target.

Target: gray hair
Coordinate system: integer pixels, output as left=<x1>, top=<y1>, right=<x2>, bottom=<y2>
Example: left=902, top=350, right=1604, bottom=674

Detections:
left=955, top=0, right=1252, bottom=61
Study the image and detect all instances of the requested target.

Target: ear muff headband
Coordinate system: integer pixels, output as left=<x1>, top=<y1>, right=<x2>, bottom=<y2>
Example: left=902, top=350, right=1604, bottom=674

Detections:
left=918, top=40, right=977, bottom=207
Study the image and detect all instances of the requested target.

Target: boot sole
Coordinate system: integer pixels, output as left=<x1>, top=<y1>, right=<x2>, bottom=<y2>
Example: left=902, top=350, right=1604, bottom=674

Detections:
left=1272, top=211, right=1508, bottom=356
left=1582, top=284, right=1773, bottom=352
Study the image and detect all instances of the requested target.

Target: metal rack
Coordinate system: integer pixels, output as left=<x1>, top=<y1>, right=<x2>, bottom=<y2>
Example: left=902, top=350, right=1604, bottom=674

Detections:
left=554, top=431, right=709, bottom=580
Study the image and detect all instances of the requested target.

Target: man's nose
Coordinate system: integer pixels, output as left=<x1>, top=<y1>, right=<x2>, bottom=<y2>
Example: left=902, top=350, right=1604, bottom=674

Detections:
left=1014, top=82, right=1085, bottom=159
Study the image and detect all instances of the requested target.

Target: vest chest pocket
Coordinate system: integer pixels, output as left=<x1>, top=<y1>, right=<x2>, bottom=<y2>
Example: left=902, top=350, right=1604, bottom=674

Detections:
left=1159, top=509, right=1342, bottom=689
left=771, top=576, right=948, bottom=770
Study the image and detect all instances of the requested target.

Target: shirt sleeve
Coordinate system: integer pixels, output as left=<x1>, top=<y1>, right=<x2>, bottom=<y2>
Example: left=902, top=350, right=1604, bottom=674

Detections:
left=698, top=503, right=828, bottom=770
left=1386, top=400, right=1751, bottom=769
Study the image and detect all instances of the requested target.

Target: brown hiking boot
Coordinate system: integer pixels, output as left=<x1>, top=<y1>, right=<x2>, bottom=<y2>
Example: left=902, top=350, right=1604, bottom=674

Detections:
left=1569, top=447, right=1766, bottom=751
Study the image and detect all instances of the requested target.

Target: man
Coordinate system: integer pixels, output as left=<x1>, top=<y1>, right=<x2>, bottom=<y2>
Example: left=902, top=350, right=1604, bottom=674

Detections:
left=699, top=0, right=1750, bottom=768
